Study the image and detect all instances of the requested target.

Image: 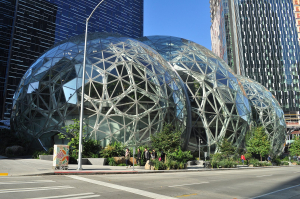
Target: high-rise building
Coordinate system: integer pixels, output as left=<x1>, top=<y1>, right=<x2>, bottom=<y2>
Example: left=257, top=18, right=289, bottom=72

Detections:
left=293, top=0, right=300, bottom=45
left=210, top=0, right=300, bottom=113
left=0, top=0, right=143, bottom=120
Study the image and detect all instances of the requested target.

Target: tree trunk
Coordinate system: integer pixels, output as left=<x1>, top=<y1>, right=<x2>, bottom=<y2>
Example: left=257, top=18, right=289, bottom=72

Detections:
left=260, top=154, right=262, bottom=162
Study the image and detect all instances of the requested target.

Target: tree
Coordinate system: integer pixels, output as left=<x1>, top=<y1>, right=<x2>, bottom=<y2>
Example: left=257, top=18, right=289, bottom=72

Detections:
left=59, top=119, right=85, bottom=153
left=218, top=138, right=235, bottom=157
left=289, top=137, right=300, bottom=157
left=246, top=126, right=270, bottom=161
left=150, top=123, right=181, bottom=154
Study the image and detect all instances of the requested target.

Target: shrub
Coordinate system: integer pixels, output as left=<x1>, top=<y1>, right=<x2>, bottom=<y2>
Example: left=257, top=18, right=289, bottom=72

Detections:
left=281, top=161, right=289, bottom=166
left=168, top=148, right=193, bottom=163
left=151, top=159, right=166, bottom=170
left=107, top=157, right=117, bottom=166
left=100, top=142, right=125, bottom=158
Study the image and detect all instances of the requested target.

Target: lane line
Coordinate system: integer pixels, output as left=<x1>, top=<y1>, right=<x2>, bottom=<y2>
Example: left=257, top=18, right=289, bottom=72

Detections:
left=252, top=184, right=300, bottom=199
left=256, top=175, right=273, bottom=177
left=26, top=192, right=95, bottom=199
left=65, top=195, right=100, bottom=199
left=0, top=173, right=8, bottom=176
left=0, top=180, right=55, bottom=185
left=168, top=182, right=209, bottom=188
left=68, top=175, right=176, bottom=199
left=0, top=176, right=41, bottom=179
left=0, top=186, right=74, bottom=194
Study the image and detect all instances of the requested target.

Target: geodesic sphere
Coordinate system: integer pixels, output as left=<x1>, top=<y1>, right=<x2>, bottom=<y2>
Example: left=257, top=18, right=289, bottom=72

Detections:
left=11, top=33, right=188, bottom=149
left=237, top=75, right=286, bottom=154
left=139, top=36, right=252, bottom=152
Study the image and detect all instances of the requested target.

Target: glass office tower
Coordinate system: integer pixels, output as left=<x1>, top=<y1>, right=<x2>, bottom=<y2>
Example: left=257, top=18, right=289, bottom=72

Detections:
left=210, top=0, right=300, bottom=113
left=0, top=0, right=143, bottom=119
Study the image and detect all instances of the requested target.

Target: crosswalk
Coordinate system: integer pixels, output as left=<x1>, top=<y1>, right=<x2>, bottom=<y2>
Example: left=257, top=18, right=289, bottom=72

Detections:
left=0, top=178, right=100, bottom=199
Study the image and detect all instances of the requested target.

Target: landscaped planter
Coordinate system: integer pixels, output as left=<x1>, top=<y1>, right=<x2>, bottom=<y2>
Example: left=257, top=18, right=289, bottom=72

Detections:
left=114, top=156, right=125, bottom=164
left=39, top=155, right=53, bottom=161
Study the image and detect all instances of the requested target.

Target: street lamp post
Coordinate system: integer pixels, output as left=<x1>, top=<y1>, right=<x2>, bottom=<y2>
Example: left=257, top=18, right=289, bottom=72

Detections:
left=199, top=137, right=203, bottom=160
left=78, top=0, right=105, bottom=170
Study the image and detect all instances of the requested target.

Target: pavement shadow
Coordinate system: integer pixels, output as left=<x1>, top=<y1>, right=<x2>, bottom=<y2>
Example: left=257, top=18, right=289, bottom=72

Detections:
left=249, top=174, right=300, bottom=198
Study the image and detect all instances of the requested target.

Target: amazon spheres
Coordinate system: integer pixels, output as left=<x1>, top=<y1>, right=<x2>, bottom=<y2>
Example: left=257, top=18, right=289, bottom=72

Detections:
left=11, top=33, right=286, bottom=154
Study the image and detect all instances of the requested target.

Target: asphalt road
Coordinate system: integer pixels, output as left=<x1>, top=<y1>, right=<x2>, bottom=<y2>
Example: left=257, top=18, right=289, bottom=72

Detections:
left=0, top=167, right=299, bottom=199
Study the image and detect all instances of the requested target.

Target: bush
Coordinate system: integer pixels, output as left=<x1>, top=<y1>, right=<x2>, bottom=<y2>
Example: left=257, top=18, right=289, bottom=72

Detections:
left=82, top=139, right=101, bottom=158
left=281, top=161, right=289, bottom=165
left=107, top=157, right=117, bottom=166
left=168, top=148, right=193, bottom=163
left=151, top=159, right=166, bottom=170
left=100, top=142, right=125, bottom=158
left=249, top=159, right=260, bottom=167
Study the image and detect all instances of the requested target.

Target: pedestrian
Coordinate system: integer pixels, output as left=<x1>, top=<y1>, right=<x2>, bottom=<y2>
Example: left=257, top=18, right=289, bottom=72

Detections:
left=241, top=154, right=246, bottom=165
left=137, top=148, right=141, bottom=166
left=267, top=155, right=272, bottom=162
left=152, top=149, right=157, bottom=159
left=150, top=151, right=155, bottom=160
left=160, top=150, right=165, bottom=162
left=125, top=148, right=130, bottom=168
left=144, top=148, right=150, bottom=163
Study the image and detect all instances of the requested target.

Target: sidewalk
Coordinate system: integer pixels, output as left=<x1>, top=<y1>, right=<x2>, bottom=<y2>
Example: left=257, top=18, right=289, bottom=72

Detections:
left=0, top=158, right=293, bottom=176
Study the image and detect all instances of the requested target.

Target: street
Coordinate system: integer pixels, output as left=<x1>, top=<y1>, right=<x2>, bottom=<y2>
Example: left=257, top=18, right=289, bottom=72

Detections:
left=0, top=167, right=299, bottom=199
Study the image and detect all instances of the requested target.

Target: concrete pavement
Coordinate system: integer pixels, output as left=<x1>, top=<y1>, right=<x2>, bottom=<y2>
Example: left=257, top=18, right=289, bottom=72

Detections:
left=0, top=157, right=296, bottom=176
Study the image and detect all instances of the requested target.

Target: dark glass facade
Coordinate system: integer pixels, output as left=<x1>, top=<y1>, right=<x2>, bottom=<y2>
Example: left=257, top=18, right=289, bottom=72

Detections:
left=0, top=0, right=143, bottom=119
left=210, top=0, right=300, bottom=113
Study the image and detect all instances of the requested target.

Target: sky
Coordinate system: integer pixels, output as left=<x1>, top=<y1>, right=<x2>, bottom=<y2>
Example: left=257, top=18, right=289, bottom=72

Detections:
left=143, top=0, right=212, bottom=50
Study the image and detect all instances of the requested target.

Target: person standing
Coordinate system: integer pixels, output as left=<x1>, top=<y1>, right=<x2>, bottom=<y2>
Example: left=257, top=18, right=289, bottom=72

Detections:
left=152, top=149, right=157, bottom=159
left=241, top=154, right=246, bottom=165
left=267, top=155, right=272, bottom=163
left=160, top=150, right=165, bottom=162
left=137, top=148, right=141, bottom=166
left=144, top=148, right=150, bottom=163
left=125, top=148, right=130, bottom=168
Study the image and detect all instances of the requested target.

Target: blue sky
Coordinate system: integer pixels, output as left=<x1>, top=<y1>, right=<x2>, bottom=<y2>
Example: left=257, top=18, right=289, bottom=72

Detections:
left=144, top=0, right=212, bottom=50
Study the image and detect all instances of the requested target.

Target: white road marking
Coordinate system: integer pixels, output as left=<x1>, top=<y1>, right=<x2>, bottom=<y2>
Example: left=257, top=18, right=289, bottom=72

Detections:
left=252, top=183, right=300, bottom=199
left=256, top=175, right=273, bottom=177
left=168, top=182, right=209, bottom=187
left=27, top=193, right=99, bottom=199
left=68, top=175, right=176, bottom=199
left=0, top=180, right=55, bottom=185
left=0, top=176, right=42, bottom=179
left=0, top=186, right=74, bottom=194
left=65, top=195, right=100, bottom=199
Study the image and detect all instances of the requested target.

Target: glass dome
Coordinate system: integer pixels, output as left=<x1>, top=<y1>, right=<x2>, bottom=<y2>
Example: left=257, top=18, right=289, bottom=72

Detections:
left=11, top=33, right=189, bottom=149
left=237, top=75, right=286, bottom=154
left=139, top=36, right=252, bottom=153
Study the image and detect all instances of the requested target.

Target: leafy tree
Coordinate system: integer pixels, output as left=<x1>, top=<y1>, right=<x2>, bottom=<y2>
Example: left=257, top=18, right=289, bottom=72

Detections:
left=289, top=137, right=300, bottom=157
left=246, top=126, right=270, bottom=161
left=150, top=123, right=181, bottom=154
left=218, top=138, right=235, bottom=157
left=59, top=119, right=101, bottom=159
left=59, top=119, right=84, bottom=153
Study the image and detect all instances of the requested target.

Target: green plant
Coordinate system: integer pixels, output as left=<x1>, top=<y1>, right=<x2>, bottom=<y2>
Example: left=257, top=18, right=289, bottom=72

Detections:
left=100, top=142, right=125, bottom=158
left=281, top=161, right=289, bottom=166
left=168, top=148, right=193, bottom=163
left=289, top=137, right=300, bottom=157
left=150, top=123, right=182, bottom=154
left=151, top=159, right=166, bottom=170
left=246, top=126, right=271, bottom=161
left=107, top=157, right=117, bottom=166
left=218, top=138, right=235, bottom=157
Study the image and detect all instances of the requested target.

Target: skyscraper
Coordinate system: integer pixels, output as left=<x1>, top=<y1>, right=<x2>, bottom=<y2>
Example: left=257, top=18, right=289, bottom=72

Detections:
left=293, top=0, right=300, bottom=46
left=210, top=0, right=300, bottom=113
left=0, top=0, right=143, bottom=120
